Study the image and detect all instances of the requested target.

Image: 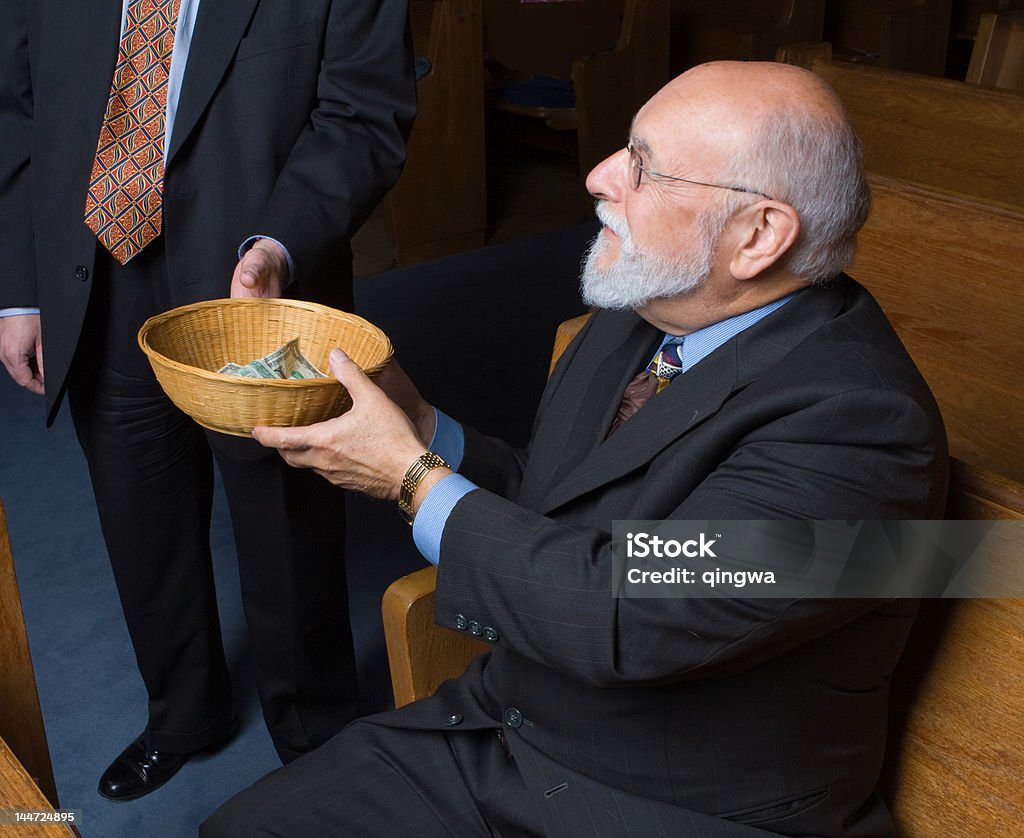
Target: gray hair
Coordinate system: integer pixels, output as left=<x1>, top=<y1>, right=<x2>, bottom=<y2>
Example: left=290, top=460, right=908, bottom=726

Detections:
left=726, top=107, right=872, bottom=283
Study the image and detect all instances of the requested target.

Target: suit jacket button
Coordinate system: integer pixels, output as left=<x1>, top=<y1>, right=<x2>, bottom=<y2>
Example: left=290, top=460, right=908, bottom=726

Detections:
left=74, top=265, right=89, bottom=281
left=483, top=627, right=498, bottom=642
left=503, top=707, right=523, bottom=729
left=445, top=713, right=464, bottom=726
left=467, top=620, right=483, bottom=636
left=454, top=614, right=468, bottom=631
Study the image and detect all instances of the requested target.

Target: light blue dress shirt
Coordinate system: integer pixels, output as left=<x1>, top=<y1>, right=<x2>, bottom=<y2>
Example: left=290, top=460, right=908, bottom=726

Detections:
left=412, top=291, right=799, bottom=565
left=124, top=0, right=202, bottom=162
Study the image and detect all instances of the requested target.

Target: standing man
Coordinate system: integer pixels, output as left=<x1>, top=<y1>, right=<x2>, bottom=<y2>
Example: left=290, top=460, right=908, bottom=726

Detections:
left=0, top=0, right=415, bottom=801
left=205, top=62, right=947, bottom=836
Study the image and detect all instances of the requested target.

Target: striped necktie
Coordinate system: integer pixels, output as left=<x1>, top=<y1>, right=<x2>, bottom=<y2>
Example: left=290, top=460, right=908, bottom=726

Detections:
left=83, top=0, right=182, bottom=265
left=607, top=338, right=684, bottom=435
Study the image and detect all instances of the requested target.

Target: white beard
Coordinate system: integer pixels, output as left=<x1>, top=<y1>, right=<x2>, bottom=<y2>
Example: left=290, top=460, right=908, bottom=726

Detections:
left=580, top=201, right=722, bottom=311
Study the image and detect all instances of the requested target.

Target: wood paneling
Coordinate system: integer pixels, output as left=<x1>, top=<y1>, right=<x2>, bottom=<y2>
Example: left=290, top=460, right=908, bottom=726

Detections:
left=0, top=499, right=59, bottom=809
left=779, top=42, right=1024, bottom=207
left=850, top=176, right=1024, bottom=483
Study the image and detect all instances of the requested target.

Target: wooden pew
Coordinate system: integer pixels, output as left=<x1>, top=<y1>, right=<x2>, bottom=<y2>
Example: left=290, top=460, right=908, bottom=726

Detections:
left=570, top=0, right=670, bottom=181
left=849, top=175, right=1024, bottom=484
left=776, top=41, right=1024, bottom=207
left=881, top=462, right=1024, bottom=836
left=0, top=742, right=73, bottom=838
left=484, top=0, right=621, bottom=82
left=485, top=0, right=671, bottom=184
left=0, top=499, right=72, bottom=835
left=774, top=49, right=1024, bottom=480
left=967, top=9, right=1024, bottom=89
left=386, top=0, right=487, bottom=266
left=822, top=0, right=953, bottom=76
left=383, top=564, right=487, bottom=707
left=670, top=0, right=825, bottom=72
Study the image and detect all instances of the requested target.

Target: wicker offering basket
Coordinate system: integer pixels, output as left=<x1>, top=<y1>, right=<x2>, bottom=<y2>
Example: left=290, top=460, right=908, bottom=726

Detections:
left=138, top=298, right=393, bottom=437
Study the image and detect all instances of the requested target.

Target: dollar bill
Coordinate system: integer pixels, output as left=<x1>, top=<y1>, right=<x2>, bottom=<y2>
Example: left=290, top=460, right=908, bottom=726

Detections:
left=218, top=338, right=326, bottom=380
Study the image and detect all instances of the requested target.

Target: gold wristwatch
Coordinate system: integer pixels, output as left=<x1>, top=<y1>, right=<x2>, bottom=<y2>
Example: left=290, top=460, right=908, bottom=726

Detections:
left=398, top=451, right=450, bottom=524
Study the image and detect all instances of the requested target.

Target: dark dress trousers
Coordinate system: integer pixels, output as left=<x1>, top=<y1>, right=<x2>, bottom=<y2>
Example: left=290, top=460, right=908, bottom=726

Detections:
left=0, top=0, right=415, bottom=759
left=205, top=276, right=948, bottom=836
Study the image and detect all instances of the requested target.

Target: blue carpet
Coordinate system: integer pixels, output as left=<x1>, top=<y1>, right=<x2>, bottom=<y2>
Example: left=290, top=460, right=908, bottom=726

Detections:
left=0, top=223, right=595, bottom=837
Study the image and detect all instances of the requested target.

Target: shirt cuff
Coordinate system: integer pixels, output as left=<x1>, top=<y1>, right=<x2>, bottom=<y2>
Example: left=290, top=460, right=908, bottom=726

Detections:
left=238, top=235, right=296, bottom=287
left=429, top=407, right=464, bottom=470
left=0, top=307, right=40, bottom=318
left=412, top=473, right=478, bottom=566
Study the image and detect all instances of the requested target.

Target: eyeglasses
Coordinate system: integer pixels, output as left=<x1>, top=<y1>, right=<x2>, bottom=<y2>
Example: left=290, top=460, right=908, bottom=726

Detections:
left=627, top=143, right=773, bottom=200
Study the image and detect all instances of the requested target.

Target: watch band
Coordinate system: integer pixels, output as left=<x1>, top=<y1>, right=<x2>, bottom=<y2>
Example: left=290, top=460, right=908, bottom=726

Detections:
left=398, top=451, right=450, bottom=524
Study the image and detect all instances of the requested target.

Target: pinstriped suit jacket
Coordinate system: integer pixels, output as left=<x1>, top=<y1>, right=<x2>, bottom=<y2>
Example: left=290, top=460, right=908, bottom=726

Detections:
left=372, top=275, right=948, bottom=836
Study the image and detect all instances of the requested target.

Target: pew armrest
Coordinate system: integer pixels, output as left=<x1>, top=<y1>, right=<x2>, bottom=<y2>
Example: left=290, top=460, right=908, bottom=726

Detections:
left=383, top=567, right=490, bottom=708
left=0, top=739, right=74, bottom=837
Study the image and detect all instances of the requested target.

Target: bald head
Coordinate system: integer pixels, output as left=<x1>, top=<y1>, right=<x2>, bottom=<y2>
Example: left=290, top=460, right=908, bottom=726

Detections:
left=637, top=61, right=870, bottom=283
left=646, top=61, right=846, bottom=155
left=680, top=60, right=845, bottom=113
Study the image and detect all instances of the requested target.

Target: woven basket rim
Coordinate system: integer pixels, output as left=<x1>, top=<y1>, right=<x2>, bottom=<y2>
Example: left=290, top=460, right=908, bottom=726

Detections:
left=137, top=297, right=393, bottom=386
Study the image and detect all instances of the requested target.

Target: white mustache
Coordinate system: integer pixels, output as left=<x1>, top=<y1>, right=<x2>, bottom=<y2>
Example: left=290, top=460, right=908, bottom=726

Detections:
left=594, top=201, right=633, bottom=253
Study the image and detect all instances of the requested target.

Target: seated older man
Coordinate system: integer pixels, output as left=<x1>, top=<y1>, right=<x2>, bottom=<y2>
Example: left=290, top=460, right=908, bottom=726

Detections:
left=203, top=61, right=947, bottom=837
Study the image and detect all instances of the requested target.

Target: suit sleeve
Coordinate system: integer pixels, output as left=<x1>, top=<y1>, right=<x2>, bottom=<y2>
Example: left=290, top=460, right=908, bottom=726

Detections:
left=456, top=425, right=529, bottom=498
left=0, top=0, right=36, bottom=307
left=434, top=386, right=946, bottom=687
left=253, top=0, right=416, bottom=277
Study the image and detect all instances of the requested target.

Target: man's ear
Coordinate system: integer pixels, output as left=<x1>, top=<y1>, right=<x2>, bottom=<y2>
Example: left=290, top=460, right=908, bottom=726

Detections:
left=729, top=202, right=800, bottom=280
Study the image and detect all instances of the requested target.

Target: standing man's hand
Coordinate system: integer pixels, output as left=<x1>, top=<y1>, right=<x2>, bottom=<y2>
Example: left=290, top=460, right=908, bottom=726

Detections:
left=230, top=238, right=289, bottom=298
left=0, top=314, right=44, bottom=395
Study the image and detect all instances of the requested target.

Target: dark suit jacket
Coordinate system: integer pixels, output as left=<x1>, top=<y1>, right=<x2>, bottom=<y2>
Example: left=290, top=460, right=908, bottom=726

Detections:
left=0, top=0, right=415, bottom=422
left=377, top=277, right=948, bottom=836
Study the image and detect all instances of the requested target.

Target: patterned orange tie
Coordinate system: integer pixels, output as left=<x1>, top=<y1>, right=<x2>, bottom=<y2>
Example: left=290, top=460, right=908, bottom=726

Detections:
left=83, top=0, right=182, bottom=265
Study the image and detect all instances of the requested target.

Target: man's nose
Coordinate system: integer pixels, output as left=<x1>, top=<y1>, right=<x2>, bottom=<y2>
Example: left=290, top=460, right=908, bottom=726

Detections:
left=586, top=147, right=629, bottom=202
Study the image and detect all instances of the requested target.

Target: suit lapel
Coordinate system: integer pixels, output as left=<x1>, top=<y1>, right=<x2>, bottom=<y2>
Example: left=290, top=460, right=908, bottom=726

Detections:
left=536, top=281, right=850, bottom=514
left=515, top=311, right=660, bottom=511
left=47, top=2, right=123, bottom=219
left=539, top=342, right=739, bottom=514
left=64, top=2, right=122, bottom=135
left=166, top=0, right=261, bottom=164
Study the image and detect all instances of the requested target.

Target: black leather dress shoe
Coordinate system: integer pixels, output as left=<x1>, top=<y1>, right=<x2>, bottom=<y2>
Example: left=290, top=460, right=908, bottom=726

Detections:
left=99, top=717, right=239, bottom=799
left=99, top=716, right=239, bottom=802
left=98, top=736, right=192, bottom=802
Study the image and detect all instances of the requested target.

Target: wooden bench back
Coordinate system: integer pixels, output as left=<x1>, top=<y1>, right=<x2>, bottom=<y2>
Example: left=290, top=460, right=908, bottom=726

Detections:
left=777, top=42, right=1024, bottom=207
left=823, top=0, right=952, bottom=76
left=571, top=0, right=672, bottom=179
left=387, top=0, right=486, bottom=265
left=670, top=0, right=826, bottom=70
left=882, top=462, right=1024, bottom=836
left=484, top=0, right=622, bottom=80
left=0, top=498, right=60, bottom=808
left=847, top=175, right=1024, bottom=484
left=968, top=9, right=1024, bottom=90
